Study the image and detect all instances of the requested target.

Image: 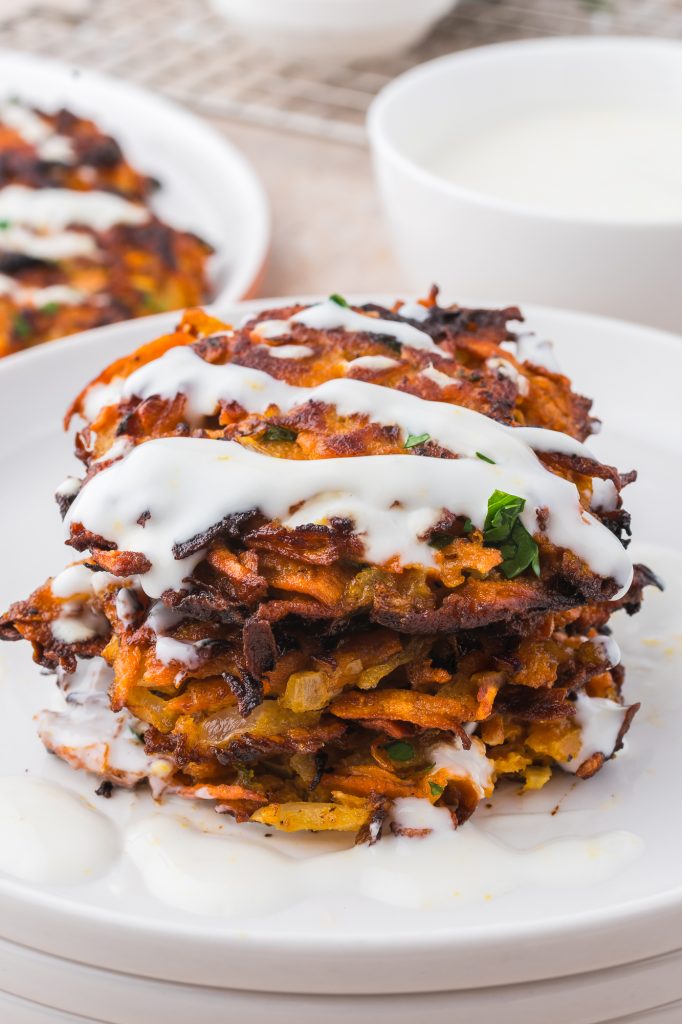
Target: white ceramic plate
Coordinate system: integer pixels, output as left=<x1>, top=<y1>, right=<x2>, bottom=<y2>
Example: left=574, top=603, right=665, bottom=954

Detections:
left=0, top=51, right=270, bottom=304
left=0, top=299, right=680, bottom=1007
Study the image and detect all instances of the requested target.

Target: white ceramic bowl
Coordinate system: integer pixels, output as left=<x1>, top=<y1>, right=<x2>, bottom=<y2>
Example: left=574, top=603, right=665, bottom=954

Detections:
left=210, top=0, right=457, bottom=62
left=368, top=37, right=682, bottom=332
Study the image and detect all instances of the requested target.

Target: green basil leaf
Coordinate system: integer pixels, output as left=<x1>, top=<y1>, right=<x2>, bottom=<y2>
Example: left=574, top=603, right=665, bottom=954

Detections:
left=482, top=489, right=540, bottom=578
left=374, top=333, right=402, bottom=354
left=385, top=740, right=415, bottom=762
left=329, top=293, right=348, bottom=307
left=404, top=432, right=431, bottom=449
left=12, top=314, right=31, bottom=340
left=262, top=424, right=298, bottom=443
left=483, top=489, right=525, bottom=543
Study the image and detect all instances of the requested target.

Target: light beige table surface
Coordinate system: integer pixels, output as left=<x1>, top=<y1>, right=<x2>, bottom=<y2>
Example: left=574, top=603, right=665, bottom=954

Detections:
left=217, top=118, right=407, bottom=301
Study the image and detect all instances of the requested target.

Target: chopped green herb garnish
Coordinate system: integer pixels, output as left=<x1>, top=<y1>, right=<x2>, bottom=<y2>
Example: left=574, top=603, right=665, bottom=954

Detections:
left=476, top=451, right=495, bottom=464
left=483, top=489, right=540, bottom=579
left=0, top=219, right=10, bottom=230
left=404, top=432, right=430, bottom=449
left=385, top=740, right=415, bottom=762
left=262, top=424, right=298, bottom=443
left=375, top=333, right=402, bottom=354
left=428, top=534, right=452, bottom=550
left=463, top=518, right=474, bottom=534
left=12, top=314, right=31, bottom=340
left=141, top=291, right=166, bottom=313
left=41, top=301, right=60, bottom=315
left=329, top=293, right=348, bottom=307
left=429, top=781, right=445, bottom=799
left=483, top=490, right=525, bottom=543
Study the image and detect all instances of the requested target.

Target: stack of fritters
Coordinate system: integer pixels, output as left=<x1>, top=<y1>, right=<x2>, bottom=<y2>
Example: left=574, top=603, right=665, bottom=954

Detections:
left=0, top=100, right=212, bottom=357
left=0, top=292, right=656, bottom=838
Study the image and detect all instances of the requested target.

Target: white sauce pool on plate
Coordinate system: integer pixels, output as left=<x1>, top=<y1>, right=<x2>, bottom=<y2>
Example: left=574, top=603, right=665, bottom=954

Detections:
left=0, top=777, right=119, bottom=885
left=125, top=811, right=643, bottom=917
left=0, top=780, right=642, bottom=912
left=429, top=106, right=682, bottom=221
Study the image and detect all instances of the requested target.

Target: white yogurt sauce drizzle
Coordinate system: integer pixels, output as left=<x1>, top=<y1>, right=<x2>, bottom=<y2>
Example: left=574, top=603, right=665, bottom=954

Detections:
left=514, top=330, right=561, bottom=373
left=115, top=587, right=138, bottom=629
left=84, top=345, right=590, bottom=468
left=0, top=777, right=119, bottom=884
left=591, top=478, right=619, bottom=512
left=51, top=602, right=108, bottom=643
left=66, top=435, right=633, bottom=599
left=154, top=634, right=203, bottom=670
left=0, top=184, right=147, bottom=265
left=69, top=345, right=632, bottom=598
left=431, top=738, right=494, bottom=797
left=93, top=437, right=132, bottom=465
left=560, top=693, right=631, bottom=774
left=0, top=185, right=148, bottom=233
left=420, top=363, right=459, bottom=388
left=0, top=224, right=97, bottom=261
left=0, top=101, right=74, bottom=163
left=397, top=300, right=430, bottom=322
left=259, top=343, right=314, bottom=360
left=37, top=656, right=154, bottom=788
left=51, top=563, right=94, bottom=598
left=345, top=355, right=400, bottom=371
left=486, top=356, right=530, bottom=396
left=591, top=633, right=621, bottom=668
left=55, top=475, right=82, bottom=500
left=0, top=272, right=85, bottom=307
left=253, top=298, right=447, bottom=356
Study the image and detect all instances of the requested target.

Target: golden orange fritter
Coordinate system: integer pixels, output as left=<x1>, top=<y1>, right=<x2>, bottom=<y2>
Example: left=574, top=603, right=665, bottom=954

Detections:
left=1, top=294, right=657, bottom=838
left=0, top=100, right=213, bottom=358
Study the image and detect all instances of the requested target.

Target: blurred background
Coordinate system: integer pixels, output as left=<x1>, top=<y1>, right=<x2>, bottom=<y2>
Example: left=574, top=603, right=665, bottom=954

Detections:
left=0, top=0, right=679, bottom=300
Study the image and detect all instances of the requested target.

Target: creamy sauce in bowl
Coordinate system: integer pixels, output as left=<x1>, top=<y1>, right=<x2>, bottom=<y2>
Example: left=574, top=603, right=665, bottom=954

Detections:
left=429, top=106, right=682, bottom=221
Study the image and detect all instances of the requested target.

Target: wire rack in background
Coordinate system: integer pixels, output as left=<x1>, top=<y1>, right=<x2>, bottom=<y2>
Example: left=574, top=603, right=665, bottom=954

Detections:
left=1, top=0, right=681, bottom=144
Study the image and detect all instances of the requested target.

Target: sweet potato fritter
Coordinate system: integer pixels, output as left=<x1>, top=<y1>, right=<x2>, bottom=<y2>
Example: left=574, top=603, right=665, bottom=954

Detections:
left=0, top=294, right=656, bottom=838
left=0, top=100, right=213, bottom=358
